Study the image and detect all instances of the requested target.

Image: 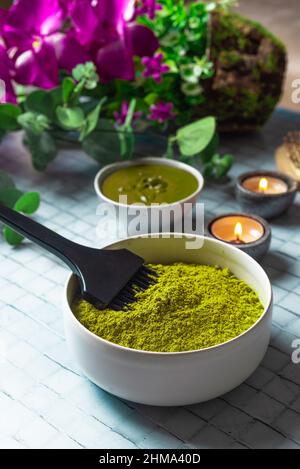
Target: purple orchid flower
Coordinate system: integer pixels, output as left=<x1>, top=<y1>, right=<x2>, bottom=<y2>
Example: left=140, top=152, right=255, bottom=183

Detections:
left=69, top=0, right=135, bottom=46
left=0, top=8, right=7, bottom=32
left=2, top=0, right=88, bottom=88
left=148, top=101, right=175, bottom=123
left=135, top=0, right=162, bottom=20
left=3, top=0, right=64, bottom=50
left=0, top=44, right=16, bottom=103
left=114, top=101, right=142, bottom=125
left=58, top=0, right=71, bottom=15
left=142, top=53, right=169, bottom=83
left=68, top=0, right=159, bottom=82
left=67, top=0, right=99, bottom=47
left=49, top=32, right=90, bottom=74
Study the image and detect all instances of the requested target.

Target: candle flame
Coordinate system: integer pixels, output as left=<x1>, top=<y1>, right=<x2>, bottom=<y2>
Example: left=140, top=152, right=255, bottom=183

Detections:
left=234, top=222, right=243, bottom=241
left=259, top=177, right=268, bottom=192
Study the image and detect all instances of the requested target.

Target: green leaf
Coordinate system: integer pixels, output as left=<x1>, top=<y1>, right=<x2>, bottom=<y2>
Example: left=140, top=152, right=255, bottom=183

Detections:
left=0, top=177, right=41, bottom=246
left=176, top=116, right=216, bottom=157
left=165, top=137, right=175, bottom=159
left=3, top=227, right=24, bottom=246
left=18, top=112, right=49, bottom=135
left=119, top=127, right=134, bottom=160
left=72, top=64, right=85, bottom=81
left=222, top=153, right=234, bottom=167
left=14, top=192, right=40, bottom=214
left=82, top=119, right=121, bottom=164
left=214, top=153, right=234, bottom=178
left=0, top=170, right=15, bottom=190
left=72, top=62, right=98, bottom=90
left=202, top=162, right=215, bottom=179
left=79, top=98, right=106, bottom=141
left=0, top=104, right=22, bottom=131
left=199, top=132, right=219, bottom=162
left=0, top=187, right=23, bottom=208
left=25, top=88, right=62, bottom=121
left=25, top=90, right=49, bottom=114
left=62, top=77, right=75, bottom=104
left=24, top=131, right=57, bottom=171
left=203, top=153, right=234, bottom=180
left=56, top=106, right=85, bottom=129
left=123, top=99, right=136, bottom=128
left=0, top=185, right=25, bottom=246
left=46, top=87, right=63, bottom=121
left=144, top=93, right=158, bottom=106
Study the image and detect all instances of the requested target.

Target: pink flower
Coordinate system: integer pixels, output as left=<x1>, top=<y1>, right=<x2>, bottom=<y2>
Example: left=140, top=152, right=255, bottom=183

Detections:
left=142, top=53, right=169, bottom=83
left=68, top=0, right=159, bottom=82
left=0, top=0, right=160, bottom=88
left=113, top=101, right=142, bottom=125
left=0, top=45, right=16, bottom=103
left=2, top=0, right=88, bottom=88
left=148, top=101, right=175, bottom=123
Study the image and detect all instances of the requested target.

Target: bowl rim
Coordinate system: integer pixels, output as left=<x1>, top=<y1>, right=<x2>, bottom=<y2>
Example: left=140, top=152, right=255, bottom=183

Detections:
left=94, top=157, right=204, bottom=208
left=236, top=170, right=298, bottom=198
left=64, top=234, right=273, bottom=356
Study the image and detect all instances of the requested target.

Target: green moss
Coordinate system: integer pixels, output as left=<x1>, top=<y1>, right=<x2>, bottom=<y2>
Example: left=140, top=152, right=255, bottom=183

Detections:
left=240, top=90, right=259, bottom=117
left=73, top=263, right=264, bottom=353
left=221, top=86, right=237, bottom=99
left=239, top=15, right=286, bottom=52
left=213, top=12, right=286, bottom=54
left=250, top=66, right=261, bottom=81
left=221, top=84, right=278, bottom=123
left=262, top=53, right=278, bottom=73
left=219, top=50, right=241, bottom=67
left=196, top=10, right=286, bottom=130
left=212, top=13, right=248, bottom=53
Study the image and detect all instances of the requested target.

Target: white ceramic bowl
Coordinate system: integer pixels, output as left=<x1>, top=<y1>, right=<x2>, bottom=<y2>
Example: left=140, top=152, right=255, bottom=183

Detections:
left=63, top=234, right=273, bottom=406
left=94, top=157, right=204, bottom=234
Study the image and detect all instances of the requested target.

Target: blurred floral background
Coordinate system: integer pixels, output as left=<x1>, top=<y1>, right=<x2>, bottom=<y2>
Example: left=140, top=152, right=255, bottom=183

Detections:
left=1, top=0, right=299, bottom=111
left=0, top=0, right=298, bottom=247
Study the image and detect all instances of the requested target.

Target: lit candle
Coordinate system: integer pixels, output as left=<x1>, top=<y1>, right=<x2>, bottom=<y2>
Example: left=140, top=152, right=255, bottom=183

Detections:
left=231, top=222, right=244, bottom=244
left=236, top=171, right=297, bottom=219
left=259, top=178, right=268, bottom=193
left=210, top=215, right=264, bottom=244
left=242, top=175, right=288, bottom=195
left=208, top=213, right=271, bottom=260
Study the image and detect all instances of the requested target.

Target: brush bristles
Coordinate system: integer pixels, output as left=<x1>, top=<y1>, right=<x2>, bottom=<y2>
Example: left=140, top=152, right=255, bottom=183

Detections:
left=109, top=265, right=157, bottom=310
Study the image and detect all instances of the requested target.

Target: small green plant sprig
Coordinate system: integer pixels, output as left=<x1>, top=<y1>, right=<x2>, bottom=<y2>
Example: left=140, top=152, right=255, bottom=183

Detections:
left=0, top=170, right=40, bottom=246
left=166, top=116, right=233, bottom=178
left=136, top=0, right=238, bottom=125
left=137, top=0, right=213, bottom=124
left=0, top=62, right=233, bottom=178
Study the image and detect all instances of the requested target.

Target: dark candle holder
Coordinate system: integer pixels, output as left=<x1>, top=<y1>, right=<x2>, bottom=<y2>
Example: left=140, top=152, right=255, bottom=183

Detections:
left=207, top=213, right=271, bottom=261
left=235, top=170, right=297, bottom=219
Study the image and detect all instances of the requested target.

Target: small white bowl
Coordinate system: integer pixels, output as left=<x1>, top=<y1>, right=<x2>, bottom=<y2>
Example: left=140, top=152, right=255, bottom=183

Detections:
left=63, top=234, right=273, bottom=406
left=94, top=157, right=204, bottom=233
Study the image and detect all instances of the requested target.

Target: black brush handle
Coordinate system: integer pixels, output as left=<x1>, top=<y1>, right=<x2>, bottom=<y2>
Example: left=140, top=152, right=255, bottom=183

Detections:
left=0, top=203, right=83, bottom=274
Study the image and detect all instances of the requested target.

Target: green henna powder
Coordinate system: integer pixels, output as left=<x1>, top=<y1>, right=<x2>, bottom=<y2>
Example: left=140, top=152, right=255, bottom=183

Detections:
left=73, top=264, right=264, bottom=352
